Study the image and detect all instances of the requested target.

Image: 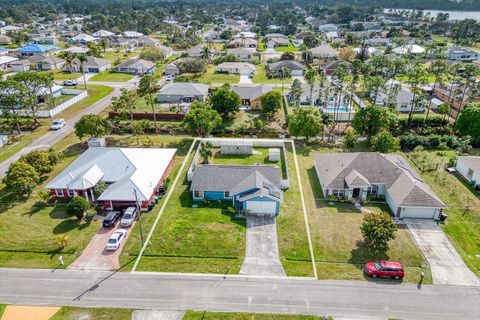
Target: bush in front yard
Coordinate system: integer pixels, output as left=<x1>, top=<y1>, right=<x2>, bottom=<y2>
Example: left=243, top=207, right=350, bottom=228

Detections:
left=2, top=161, right=40, bottom=198
left=361, top=212, right=397, bottom=255
left=66, top=196, right=90, bottom=220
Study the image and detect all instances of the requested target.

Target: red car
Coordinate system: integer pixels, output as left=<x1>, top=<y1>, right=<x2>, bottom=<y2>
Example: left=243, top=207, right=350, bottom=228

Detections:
left=364, top=261, right=405, bottom=280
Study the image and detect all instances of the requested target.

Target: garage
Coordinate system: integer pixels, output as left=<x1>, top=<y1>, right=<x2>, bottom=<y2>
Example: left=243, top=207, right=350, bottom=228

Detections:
left=88, top=68, right=99, bottom=73
left=401, top=207, right=437, bottom=219
left=245, top=200, right=277, bottom=215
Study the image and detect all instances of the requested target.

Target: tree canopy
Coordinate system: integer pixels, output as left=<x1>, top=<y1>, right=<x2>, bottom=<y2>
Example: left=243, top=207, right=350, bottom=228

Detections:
left=74, top=114, right=110, bottom=140
left=182, top=101, right=222, bottom=137
left=455, top=103, right=480, bottom=144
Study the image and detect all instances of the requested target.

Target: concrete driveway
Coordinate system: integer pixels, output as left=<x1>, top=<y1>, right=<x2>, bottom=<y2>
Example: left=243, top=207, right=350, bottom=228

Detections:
left=239, top=74, right=252, bottom=84
left=405, top=219, right=480, bottom=286
left=240, top=215, right=286, bottom=276
left=68, top=221, right=133, bottom=271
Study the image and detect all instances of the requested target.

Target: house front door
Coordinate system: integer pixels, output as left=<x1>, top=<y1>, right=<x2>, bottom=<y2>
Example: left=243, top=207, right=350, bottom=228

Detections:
left=352, top=188, right=360, bottom=198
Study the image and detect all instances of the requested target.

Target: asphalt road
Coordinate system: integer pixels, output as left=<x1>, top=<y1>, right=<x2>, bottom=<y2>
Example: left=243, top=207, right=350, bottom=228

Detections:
left=0, top=84, right=127, bottom=177
left=0, top=268, right=479, bottom=319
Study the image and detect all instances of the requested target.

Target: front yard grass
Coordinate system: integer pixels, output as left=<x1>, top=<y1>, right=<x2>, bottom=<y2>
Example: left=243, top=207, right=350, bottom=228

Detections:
left=40, top=70, right=81, bottom=81
left=402, top=149, right=480, bottom=277
left=275, top=43, right=297, bottom=52
left=0, top=134, right=100, bottom=269
left=50, top=307, right=133, bottom=320
left=89, top=70, right=135, bottom=82
left=296, top=143, right=432, bottom=283
left=0, top=85, right=112, bottom=164
left=134, top=139, right=246, bottom=273
left=102, top=50, right=138, bottom=63
left=252, top=64, right=291, bottom=84
left=195, top=65, right=239, bottom=84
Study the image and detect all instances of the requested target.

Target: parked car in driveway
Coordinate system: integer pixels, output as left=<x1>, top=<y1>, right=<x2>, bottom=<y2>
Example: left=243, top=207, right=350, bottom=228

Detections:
left=63, top=80, right=77, bottom=86
left=165, top=74, right=174, bottom=81
left=120, top=206, right=137, bottom=227
left=51, top=118, right=65, bottom=130
left=102, top=210, right=121, bottom=228
left=364, top=261, right=405, bottom=280
left=105, top=229, right=127, bottom=251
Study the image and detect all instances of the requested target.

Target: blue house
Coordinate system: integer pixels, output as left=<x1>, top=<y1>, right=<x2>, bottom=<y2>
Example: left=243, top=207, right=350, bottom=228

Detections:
left=18, top=44, right=59, bottom=57
left=190, top=165, right=283, bottom=215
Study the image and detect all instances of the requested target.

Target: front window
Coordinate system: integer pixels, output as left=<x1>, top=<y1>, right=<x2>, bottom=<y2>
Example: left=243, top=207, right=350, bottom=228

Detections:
left=467, top=168, right=474, bottom=179
left=224, top=191, right=230, bottom=198
left=194, top=190, right=204, bottom=198
left=68, top=189, right=75, bottom=197
left=374, top=262, right=382, bottom=270
left=123, top=214, right=132, bottom=220
left=108, top=239, right=117, bottom=244
left=55, top=189, right=63, bottom=196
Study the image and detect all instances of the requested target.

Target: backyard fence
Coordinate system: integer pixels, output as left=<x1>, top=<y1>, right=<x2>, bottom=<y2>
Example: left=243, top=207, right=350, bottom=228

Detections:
left=0, top=89, right=87, bottom=118
left=187, top=138, right=290, bottom=189
left=108, top=111, right=185, bottom=121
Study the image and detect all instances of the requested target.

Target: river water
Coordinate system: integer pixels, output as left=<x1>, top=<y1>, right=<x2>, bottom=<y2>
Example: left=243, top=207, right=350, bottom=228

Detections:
left=384, top=9, right=480, bottom=21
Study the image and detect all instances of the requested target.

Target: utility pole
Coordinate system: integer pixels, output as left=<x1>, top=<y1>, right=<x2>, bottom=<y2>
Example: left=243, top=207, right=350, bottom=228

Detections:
left=133, top=189, right=144, bottom=246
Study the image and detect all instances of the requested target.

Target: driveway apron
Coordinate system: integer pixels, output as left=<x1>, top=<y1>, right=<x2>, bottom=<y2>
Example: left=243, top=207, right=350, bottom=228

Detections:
left=405, top=219, right=480, bottom=286
left=240, top=215, right=286, bottom=276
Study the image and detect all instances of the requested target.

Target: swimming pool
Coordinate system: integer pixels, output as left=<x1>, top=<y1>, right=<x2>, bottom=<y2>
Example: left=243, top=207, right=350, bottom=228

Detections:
left=323, top=107, right=354, bottom=113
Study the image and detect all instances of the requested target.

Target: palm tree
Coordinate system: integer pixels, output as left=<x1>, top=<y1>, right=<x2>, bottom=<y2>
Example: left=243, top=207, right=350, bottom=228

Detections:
left=59, top=51, right=74, bottom=73
left=406, top=60, right=428, bottom=126
left=100, top=38, right=109, bottom=53
left=138, top=74, right=159, bottom=134
left=304, top=68, right=317, bottom=106
left=425, top=60, right=448, bottom=123
left=77, top=53, right=88, bottom=90
left=200, top=46, right=212, bottom=62
left=200, top=141, right=213, bottom=164
left=347, top=59, right=362, bottom=125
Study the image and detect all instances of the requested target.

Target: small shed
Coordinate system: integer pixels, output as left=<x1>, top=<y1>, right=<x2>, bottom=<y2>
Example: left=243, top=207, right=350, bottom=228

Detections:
left=269, top=148, right=281, bottom=162
left=0, top=134, right=8, bottom=147
left=87, top=137, right=106, bottom=148
left=221, top=140, right=253, bottom=155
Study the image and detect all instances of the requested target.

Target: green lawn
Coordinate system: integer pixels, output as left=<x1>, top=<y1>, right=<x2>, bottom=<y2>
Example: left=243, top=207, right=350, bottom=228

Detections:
left=195, top=65, right=239, bottom=84
left=0, top=85, right=113, bottom=164
left=184, top=311, right=328, bottom=320
left=39, top=94, right=77, bottom=110
left=252, top=64, right=291, bottom=84
left=90, top=70, right=135, bottom=82
left=275, top=43, right=297, bottom=53
left=0, top=305, right=5, bottom=318
left=276, top=143, right=315, bottom=276
left=296, top=143, right=432, bottom=283
left=102, top=50, right=138, bottom=63
left=135, top=140, right=246, bottom=273
left=50, top=307, right=133, bottom=320
left=0, top=134, right=100, bottom=269
left=39, top=70, right=81, bottom=81
left=208, top=147, right=281, bottom=166
left=402, top=149, right=480, bottom=277
left=133, top=96, right=172, bottom=113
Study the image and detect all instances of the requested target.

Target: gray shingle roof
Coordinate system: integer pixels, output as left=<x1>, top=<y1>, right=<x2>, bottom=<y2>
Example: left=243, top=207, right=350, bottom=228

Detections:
left=158, top=82, right=209, bottom=96
left=314, top=152, right=445, bottom=208
left=190, top=165, right=283, bottom=202
left=231, top=84, right=271, bottom=100
left=268, top=60, right=305, bottom=71
left=115, top=58, right=156, bottom=70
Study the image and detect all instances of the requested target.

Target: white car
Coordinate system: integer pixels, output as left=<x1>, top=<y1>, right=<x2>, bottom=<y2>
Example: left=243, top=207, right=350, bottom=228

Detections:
left=105, top=229, right=127, bottom=251
left=165, top=75, right=174, bottom=81
left=120, top=207, right=137, bottom=227
left=63, top=80, right=77, bottom=86
left=51, top=118, right=65, bottom=130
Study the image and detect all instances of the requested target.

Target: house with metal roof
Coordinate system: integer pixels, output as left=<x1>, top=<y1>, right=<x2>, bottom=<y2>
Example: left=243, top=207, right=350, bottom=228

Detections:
left=113, top=58, right=156, bottom=75
left=92, top=30, right=115, bottom=38
left=313, top=152, right=446, bottom=219
left=445, top=46, right=479, bottom=62
left=190, top=165, right=283, bottom=215
left=231, top=84, right=272, bottom=109
left=45, top=147, right=176, bottom=210
left=157, top=83, right=209, bottom=103
left=18, top=44, right=59, bottom=57
left=216, top=62, right=255, bottom=76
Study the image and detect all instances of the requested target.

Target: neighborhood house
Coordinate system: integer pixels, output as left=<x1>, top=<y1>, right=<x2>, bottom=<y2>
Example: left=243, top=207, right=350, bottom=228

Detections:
left=314, top=152, right=446, bottom=220
left=190, top=165, right=283, bottom=215
left=45, top=147, right=176, bottom=210
left=455, top=156, right=480, bottom=189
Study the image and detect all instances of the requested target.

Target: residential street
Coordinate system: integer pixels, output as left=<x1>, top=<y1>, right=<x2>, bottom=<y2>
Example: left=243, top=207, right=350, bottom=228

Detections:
left=0, top=269, right=479, bottom=319
left=0, top=82, right=133, bottom=178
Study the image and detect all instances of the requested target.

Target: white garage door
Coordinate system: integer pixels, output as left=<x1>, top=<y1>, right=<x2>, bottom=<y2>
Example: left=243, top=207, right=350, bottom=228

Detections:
left=402, top=207, right=436, bottom=219
left=245, top=201, right=277, bottom=214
